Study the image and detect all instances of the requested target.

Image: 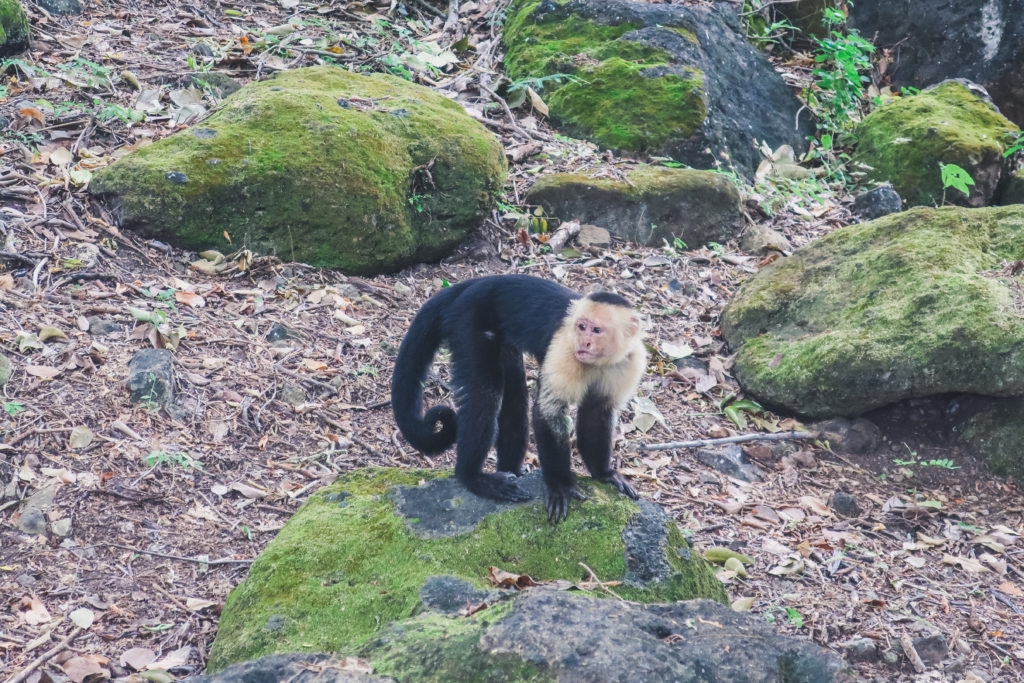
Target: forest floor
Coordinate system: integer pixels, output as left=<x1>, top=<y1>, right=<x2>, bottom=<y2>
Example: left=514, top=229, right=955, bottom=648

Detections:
left=1, top=1, right=1022, bottom=682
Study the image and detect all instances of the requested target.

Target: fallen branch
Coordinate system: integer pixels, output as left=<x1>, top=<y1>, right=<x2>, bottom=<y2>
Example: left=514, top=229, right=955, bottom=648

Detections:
left=103, top=542, right=253, bottom=565
left=636, top=430, right=819, bottom=452
left=545, top=219, right=580, bottom=253
left=4, top=627, right=83, bottom=683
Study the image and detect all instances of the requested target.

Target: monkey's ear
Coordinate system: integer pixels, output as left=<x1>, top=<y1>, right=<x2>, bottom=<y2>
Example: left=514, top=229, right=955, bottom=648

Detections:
left=627, top=313, right=642, bottom=338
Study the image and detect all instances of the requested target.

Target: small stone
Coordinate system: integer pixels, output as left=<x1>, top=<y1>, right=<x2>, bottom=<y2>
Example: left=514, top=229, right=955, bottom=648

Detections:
left=265, top=323, right=292, bottom=342
left=882, top=650, right=900, bottom=666
left=853, top=184, right=903, bottom=220
left=740, top=223, right=793, bottom=254
left=18, top=507, right=47, bottom=535
left=844, top=638, right=878, bottom=663
left=15, top=573, right=37, bottom=588
left=87, top=317, right=123, bottom=336
left=126, top=348, right=175, bottom=407
left=37, top=0, right=83, bottom=14
left=695, top=445, right=765, bottom=482
left=828, top=491, right=862, bottom=518
left=51, top=518, right=73, bottom=537
left=280, top=382, right=307, bottom=408
left=578, top=224, right=611, bottom=247
left=912, top=633, right=948, bottom=667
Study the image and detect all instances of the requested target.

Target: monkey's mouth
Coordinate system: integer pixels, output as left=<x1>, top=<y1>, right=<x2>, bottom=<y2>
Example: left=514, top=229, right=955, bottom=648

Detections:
left=575, top=349, right=594, bottom=361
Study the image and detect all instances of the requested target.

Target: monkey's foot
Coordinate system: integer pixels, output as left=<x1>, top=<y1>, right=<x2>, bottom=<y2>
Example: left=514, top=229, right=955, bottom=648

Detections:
left=545, top=483, right=587, bottom=524
left=465, top=472, right=532, bottom=503
left=497, top=463, right=528, bottom=478
left=597, top=471, right=639, bottom=500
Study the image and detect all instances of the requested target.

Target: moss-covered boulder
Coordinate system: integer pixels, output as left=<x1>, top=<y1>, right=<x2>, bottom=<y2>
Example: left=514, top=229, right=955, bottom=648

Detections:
left=855, top=80, right=1019, bottom=208
left=207, top=468, right=727, bottom=673
left=950, top=396, right=1024, bottom=482
left=721, top=205, right=1024, bottom=418
left=0, top=0, right=29, bottom=57
left=526, top=165, right=743, bottom=247
left=89, top=66, right=506, bottom=274
left=1000, top=167, right=1024, bottom=205
left=504, top=0, right=811, bottom=178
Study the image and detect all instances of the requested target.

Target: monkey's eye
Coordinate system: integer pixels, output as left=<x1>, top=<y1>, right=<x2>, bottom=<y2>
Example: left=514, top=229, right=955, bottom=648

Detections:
left=593, top=327, right=602, bottom=334
left=577, top=322, right=586, bottom=331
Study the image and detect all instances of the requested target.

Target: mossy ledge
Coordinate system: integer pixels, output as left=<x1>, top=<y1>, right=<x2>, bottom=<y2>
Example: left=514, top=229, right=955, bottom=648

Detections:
left=206, top=467, right=726, bottom=672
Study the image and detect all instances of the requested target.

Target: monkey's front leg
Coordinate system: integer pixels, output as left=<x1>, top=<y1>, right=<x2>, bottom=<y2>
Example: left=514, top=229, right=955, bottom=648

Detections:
left=533, top=394, right=584, bottom=523
left=577, top=392, right=638, bottom=500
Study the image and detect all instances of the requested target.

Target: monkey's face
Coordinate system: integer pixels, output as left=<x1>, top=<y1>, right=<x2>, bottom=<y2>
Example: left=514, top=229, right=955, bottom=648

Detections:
left=574, top=315, right=611, bottom=364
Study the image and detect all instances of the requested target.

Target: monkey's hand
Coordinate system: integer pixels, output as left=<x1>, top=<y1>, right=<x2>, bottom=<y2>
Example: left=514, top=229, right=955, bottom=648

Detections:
left=546, top=483, right=586, bottom=524
left=597, top=471, right=639, bottom=500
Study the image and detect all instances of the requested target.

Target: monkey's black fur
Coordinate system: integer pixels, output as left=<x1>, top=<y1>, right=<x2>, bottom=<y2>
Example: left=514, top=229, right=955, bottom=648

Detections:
left=391, top=275, right=637, bottom=519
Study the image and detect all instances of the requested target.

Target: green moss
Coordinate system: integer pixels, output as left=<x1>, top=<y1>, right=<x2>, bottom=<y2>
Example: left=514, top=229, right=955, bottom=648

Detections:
left=722, top=205, right=1024, bottom=417
left=207, top=467, right=724, bottom=671
left=0, top=0, right=29, bottom=50
left=90, top=66, right=506, bottom=274
left=360, top=610, right=541, bottom=682
left=503, top=1, right=705, bottom=152
left=855, top=81, right=1019, bottom=207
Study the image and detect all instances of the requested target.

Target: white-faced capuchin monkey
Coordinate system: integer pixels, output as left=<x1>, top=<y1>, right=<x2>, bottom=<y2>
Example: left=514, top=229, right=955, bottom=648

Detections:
left=391, top=274, right=646, bottom=522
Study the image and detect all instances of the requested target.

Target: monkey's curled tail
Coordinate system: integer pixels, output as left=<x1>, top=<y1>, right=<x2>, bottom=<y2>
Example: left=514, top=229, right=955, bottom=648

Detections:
left=391, top=294, right=457, bottom=454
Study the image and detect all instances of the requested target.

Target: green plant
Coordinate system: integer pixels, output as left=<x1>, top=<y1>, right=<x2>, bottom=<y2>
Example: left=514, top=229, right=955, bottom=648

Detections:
left=806, top=6, right=875, bottom=133
left=718, top=396, right=763, bottom=430
left=940, top=162, right=975, bottom=199
left=1003, top=130, right=1024, bottom=157
left=4, top=401, right=25, bottom=417
left=785, top=607, right=805, bottom=628
left=145, top=449, right=203, bottom=471
left=94, top=99, right=144, bottom=124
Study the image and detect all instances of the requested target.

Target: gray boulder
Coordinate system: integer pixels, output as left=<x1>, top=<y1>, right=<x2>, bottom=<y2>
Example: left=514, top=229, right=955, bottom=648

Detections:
left=722, top=205, right=1024, bottom=418
left=525, top=165, right=744, bottom=247
left=503, top=0, right=811, bottom=178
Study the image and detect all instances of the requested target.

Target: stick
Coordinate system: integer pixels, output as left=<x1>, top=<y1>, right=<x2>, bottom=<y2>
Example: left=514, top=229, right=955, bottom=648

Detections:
left=546, top=219, right=580, bottom=253
left=4, top=627, right=83, bottom=683
left=103, top=542, right=253, bottom=565
left=900, top=633, right=927, bottom=674
left=636, top=430, right=819, bottom=452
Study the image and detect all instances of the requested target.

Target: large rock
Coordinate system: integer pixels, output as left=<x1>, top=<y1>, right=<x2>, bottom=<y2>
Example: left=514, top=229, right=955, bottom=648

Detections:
left=0, top=0, right=30, bottom=57
left=207, top=468, right=727, bottom=672
left=848, top=0, right=1024, bottom=126
left=721, top=205, right=1024, bottom=418
left=949, top=395, right=1024, bottom=482
left=855, top=80, right=1019, bottom=208
left=90, top=66, right=506, bottom=274
left=503, top=0, right=811, bottom=178
left=525, top=165, right=744, bottom=247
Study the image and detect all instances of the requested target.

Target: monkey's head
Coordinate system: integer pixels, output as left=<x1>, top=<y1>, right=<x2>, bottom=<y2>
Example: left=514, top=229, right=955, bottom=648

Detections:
left=571, top=292, right=642, bottom=366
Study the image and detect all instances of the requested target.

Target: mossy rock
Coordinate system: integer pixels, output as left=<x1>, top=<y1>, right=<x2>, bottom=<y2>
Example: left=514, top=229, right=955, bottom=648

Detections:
left=503, top=0, right=811, bottom=177
left=999, top=167, right=1024, bottom=205
left=855, top=81, right=1019, bottom=208
left=90, top=66, right=506, bottom=274
left=721, top=205, right=1024, bottom=418
left=206, top=468, right=726, bottom=672
left=526, top=165, right=744, bottom=247
left=951, top=396, right=1024, bottom=482
left=0, top=0, right=29, bottom=56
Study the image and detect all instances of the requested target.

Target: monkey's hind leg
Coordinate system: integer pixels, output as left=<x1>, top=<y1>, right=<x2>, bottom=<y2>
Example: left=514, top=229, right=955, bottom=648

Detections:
left=495, top=345, right=528, bottom=477
left=577, top=392, right=638, bottom=500
left=451, top=339, right=531, bottom=503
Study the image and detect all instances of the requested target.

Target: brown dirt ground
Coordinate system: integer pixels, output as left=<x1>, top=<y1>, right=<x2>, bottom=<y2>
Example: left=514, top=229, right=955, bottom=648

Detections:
left=1, top=1, right=1022, bottom=682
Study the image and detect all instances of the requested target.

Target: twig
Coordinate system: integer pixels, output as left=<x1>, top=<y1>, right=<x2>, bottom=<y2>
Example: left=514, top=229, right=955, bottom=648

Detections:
left=636, top=430, right=819, bottom=452
left=103, top=542, right=253, bottom=565
left=546, top=219, right=580, bottom=253
left=900, top=633, right=927, bottom=674
left=579, top=562, right=624, bottom=601
left=274, top=363, right=339, bottom=396
left=478, top=83, right=553, bottom=143
left=4, top=627, right=83, bottom=683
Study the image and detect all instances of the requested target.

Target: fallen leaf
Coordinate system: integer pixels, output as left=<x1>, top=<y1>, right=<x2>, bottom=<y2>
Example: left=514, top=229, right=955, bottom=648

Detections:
left=229, top=482, right=267, bottom=499
left=16, top=595, right=52, bottom=625
left=69, top=426, right=94, bottom=449
left=149, top=646, right=190, bottom=670
left=175, top=291, right=206, bottom=308
left=942, top=554, right=988, bottom=574
left=798, top=495, right=832, bottom=516
left=62, top=655, right=107, bottom=683
left=120, top=647, right=156, bottom=671
left=998, top=581, right=1022, bottom=597
left=185, top=597, right=217, bottom=612
left=488, top=566, right=538, bottom=590
left=731, top=596, right=755, bottom=611
left=69, top=607, right=94, bottom=629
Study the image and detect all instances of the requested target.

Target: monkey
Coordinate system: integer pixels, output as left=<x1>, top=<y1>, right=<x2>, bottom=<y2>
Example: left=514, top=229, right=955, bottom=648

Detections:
left=390, top=274, right=646, bottom=522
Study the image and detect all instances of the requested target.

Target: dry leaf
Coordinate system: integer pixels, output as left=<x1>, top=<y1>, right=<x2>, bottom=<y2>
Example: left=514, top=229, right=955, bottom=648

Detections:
left=175, top=291, right=206, bottom=308
left=229, top=482, right=268, bottom=499
left=16, top=595, right=52, bottom=625
left=731, top=596, right=755, bottom=611
left=942, top=554, right=988, bottom=573
left=798, top=495, right=831, bottom=516
left=488, top=566, right=538, bottom=590
left=69, top=425, right=94, bottom=449
left=150, top=646, right=190, bottom=670
left=62, top=655, right=107, bottom=683
left=185, top=597, right=217, bottom=612
left=26, top=365, right=62, bottom=380
left=998, top=581, right=1022, bottom=597
left=120, top=647, right=156, bottom=671
left=69, top=607, right=95, bottom=629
